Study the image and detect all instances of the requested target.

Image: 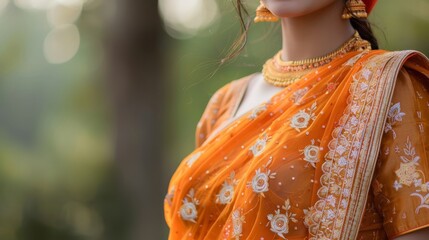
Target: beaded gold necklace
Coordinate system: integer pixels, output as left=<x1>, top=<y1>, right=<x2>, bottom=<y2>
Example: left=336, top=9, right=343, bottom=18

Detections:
left=262, top=31, right=371, bottom=87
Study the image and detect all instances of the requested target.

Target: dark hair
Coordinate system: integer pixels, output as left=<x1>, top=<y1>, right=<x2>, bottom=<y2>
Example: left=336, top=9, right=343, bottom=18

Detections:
left=220, top=0, right=379, bottom=64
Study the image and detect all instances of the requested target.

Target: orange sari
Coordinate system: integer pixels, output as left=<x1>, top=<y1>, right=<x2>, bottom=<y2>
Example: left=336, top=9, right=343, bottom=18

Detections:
left=164, top=49, right=429, bottom=239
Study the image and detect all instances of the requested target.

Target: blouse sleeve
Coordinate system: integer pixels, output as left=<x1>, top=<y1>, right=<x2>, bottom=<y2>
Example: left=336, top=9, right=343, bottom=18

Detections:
left=371, top=61, right=429, bottom=239
left=194, top=82, right=233, bottom=148
left=194, top=75, right=252, bottom=148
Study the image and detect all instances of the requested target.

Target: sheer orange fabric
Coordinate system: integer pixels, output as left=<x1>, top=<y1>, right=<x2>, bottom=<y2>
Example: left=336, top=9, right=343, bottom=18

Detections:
left=164, top=50, right=429, bottom=240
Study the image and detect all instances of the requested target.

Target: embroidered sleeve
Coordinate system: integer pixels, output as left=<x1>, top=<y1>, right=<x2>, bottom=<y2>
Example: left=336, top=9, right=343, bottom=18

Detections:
left=371, top=63, right=429, bottom=239
left=195, top=82, right=235, bottom=148
left=194, top=76, right=252, bottom=148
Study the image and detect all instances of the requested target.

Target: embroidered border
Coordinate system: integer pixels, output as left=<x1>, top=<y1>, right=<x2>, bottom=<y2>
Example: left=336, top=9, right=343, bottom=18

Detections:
left=344, top=51, right=422, bottom=239
left=306, top=51, right=419, bottom=240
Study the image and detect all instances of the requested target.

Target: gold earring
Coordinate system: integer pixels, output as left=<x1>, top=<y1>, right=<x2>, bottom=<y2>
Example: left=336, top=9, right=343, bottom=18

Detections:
left=254, top=0, right=279, bottom=23
left=342, top=0, right=368, bottom=19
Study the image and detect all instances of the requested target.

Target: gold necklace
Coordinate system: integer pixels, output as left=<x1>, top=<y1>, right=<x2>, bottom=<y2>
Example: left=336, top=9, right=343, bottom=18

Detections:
left=262, top=31, right=371, bottom=87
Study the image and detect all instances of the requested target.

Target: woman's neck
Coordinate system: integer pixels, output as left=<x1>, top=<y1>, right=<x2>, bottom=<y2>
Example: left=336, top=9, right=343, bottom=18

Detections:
left=280, top=1, right=356, bottom=62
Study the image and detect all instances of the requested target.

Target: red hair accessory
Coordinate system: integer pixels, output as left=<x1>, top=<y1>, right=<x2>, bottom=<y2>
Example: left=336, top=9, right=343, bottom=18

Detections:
left=362, top=0, right=377, bottom=14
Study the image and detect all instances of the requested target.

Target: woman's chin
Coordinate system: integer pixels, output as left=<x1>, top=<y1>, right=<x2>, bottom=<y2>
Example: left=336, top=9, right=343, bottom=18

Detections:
left=270, top=9, right=316, bottom=19
left=265, top=0, right=337, bottom=18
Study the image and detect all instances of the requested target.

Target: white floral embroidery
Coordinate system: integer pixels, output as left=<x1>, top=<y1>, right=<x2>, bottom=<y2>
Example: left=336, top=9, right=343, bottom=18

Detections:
left=343, top=188, right=350, bottom=197
left=349, top=116, right=359, bottom=126
left=232, top=209, right=245, bottom=240
left=247, top=158, right=276, bottom=197
left=417, top=111, right=422, bottom=119
left=361, top=68, right=372, bottom=80
left=165, top=185, right=175, bottom=206
left=326, top=195, right=337, bottom=207
left=342, top=51, right=367, bottom=66
left=384, top=102, right=406, bottom=139
left=179, top=188, right=199, bottom=223
left=393, top=145, right=399, bottom=153
left=414, top=178, right=423, bottom=188
left=290, top=102, right=317, bottom=132
left=216, top=171, right=239, bottom=205
left=411, top=193, right=429, bottom=213
left=290, top=111, right=310, bottom=130
left=335, top=144, right=347, bottom=155
left=266, top=199, right=297, bottom=239
left=338, top=157, right=348, bottom=167
left=340, top=199, right=348, bottom=209
left=303, top=207, right=312, bottom=228
left=249, top=133, right=270, bottom=157
left=350, top=103, right=360, bottom=114
left=291, top=87, right=309, bottom=105
left=300, top=139, right=320, bottom=168
left=186, top=151, right=203, bottom=167
left=248, top=104, right=267, bottom=120
left=393, top=136, right=429, bottom=214
left=419, top=122, right=425, bottom=133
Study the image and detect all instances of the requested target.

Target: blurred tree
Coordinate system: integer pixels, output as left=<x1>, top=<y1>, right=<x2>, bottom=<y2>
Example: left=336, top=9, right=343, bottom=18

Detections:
left=105, top=0, right=166, bottom=239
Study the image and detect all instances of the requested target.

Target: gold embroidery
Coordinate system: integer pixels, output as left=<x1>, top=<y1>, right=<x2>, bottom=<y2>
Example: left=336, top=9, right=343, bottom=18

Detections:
left=393, top=136, right=429, bottom=214
left=395, top=162, right=419, bottom=186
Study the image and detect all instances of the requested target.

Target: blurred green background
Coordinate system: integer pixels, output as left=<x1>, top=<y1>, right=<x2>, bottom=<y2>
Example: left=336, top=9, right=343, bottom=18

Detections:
left=0, top=0, right=428, bottom=239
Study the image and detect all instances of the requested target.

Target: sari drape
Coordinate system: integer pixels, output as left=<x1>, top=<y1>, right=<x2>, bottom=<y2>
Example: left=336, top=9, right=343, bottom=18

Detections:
left=164, top=49, right=429, bottom=240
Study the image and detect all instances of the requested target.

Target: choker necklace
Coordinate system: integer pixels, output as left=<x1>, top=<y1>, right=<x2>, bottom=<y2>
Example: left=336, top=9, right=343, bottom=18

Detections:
left=262, top=31, right=371, bottom=88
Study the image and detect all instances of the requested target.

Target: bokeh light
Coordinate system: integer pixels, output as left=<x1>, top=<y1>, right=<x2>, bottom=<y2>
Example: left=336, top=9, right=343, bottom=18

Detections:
left=158, top=0, right=219, bottom=38
left=43, top=24, right=80, bottom=64
left=13, top=0, right=51, bottom=10
left=0, top=0, right=9, bottom=14
left=13, top=0, right=85, bottom=64
left=47, top=1, right=82, bottom=27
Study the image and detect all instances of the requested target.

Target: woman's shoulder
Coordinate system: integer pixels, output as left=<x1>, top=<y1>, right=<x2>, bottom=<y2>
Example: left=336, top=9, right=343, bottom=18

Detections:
left=383, top=49, right=429, bottom=80
left=367, top=49, right=429, bottom=64
left=194, top=72, right=259, bottom=148
left=203, top=72, right=259, bottom=111
left=358, top=49, right=429, bottom=80
left=212, top=72, right=258, bottom=99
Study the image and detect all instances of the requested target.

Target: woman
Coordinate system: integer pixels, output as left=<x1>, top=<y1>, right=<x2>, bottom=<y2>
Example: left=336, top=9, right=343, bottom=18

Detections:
left=164, top=0, right=429, bottom=239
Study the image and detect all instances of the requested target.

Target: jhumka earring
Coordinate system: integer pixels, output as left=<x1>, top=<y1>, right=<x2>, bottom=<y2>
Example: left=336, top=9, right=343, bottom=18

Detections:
left=254, top=0, right=279, bottom=23
left=342, top=0, right=368, bottom=19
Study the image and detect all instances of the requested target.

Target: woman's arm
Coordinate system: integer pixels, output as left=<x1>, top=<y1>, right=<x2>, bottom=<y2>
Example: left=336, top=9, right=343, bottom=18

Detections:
left=370, top=63, right=429, bottom=239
